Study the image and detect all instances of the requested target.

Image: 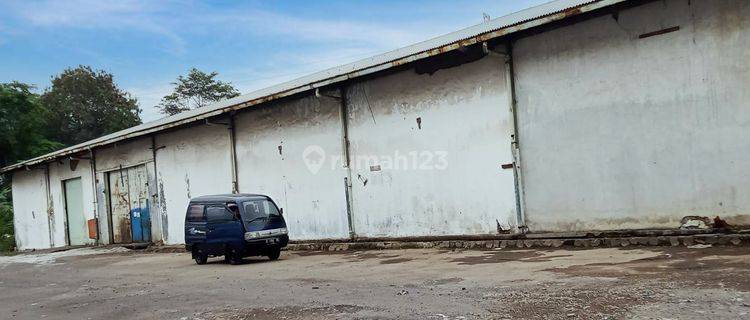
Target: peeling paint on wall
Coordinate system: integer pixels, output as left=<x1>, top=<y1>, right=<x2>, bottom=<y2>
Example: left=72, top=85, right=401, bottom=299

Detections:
left=184, top=174, right=191, bottom=200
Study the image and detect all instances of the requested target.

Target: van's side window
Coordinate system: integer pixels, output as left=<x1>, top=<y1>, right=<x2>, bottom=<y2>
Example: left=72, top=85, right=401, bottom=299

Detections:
left=206, top=206, right=235, bottom=224
left=187, top=204, right=205, bottom=221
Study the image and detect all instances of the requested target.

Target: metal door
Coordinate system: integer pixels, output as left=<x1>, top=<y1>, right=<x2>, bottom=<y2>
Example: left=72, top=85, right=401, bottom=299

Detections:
left=63, top=178, right=88, bottom=246
left=128, top=166, right=151, bottom=242
left=108, top=165, right=152, bottom=243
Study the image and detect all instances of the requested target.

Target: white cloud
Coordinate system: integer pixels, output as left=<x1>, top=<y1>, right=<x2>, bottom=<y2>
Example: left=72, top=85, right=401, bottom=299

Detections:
left=3, top=0, right=186, bottom=55
left=199, top=10, right=428, bottom=49
left=2, top=0, right=441, bottom=57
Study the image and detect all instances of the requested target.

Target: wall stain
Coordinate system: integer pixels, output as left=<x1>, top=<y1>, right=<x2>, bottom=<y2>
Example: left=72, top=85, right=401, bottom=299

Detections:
left=119, top=216, right=132, bottom=243
left=184, top=174, right=191, bottom=199
left=158, top=174, right=169, bottom=242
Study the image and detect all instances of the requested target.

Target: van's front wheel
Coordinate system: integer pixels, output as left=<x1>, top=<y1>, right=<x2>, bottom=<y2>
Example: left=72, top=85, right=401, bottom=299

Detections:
left=267, top=247, right=281, bottom=261
left=193, top=247, right=208, bottom=265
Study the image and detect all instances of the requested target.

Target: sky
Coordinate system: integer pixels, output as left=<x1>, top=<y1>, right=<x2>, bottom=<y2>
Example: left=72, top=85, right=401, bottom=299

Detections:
left=0, top=0, right=549, bottom=122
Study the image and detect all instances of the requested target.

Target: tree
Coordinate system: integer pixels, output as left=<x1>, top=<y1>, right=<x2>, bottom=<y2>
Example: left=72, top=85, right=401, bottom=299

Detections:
left=157, top=68, right=240, bottom=116
left=0, top=82, right=64, bottom=168
left=1, top=82, right=65, bottom=252
left=41, top=66, right=142, bottom=146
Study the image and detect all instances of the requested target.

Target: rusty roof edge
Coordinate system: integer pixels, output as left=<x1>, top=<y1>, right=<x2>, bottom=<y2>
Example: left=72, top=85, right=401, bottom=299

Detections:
left=1, top=0, right=626, bottom=174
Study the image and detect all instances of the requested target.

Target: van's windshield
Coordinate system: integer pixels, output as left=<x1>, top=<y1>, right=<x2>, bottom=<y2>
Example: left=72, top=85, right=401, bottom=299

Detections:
left=242, top=199, right=280, bottom=223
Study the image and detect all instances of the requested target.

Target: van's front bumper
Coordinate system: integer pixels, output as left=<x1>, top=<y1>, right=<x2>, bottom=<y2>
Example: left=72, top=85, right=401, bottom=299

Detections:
left=245, top=234, right=289, bottom=248
left=244, top=227, right=288, bottom=241
left=244, top=228, right=290, bottom=249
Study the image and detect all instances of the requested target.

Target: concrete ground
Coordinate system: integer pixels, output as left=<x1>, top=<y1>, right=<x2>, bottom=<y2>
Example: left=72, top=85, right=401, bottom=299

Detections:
left=1, top=246, right=749, bottom=320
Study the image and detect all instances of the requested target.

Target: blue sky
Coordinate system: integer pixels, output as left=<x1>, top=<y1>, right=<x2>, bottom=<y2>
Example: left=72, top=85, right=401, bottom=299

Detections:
left=0, top=0, right=548, bottom=122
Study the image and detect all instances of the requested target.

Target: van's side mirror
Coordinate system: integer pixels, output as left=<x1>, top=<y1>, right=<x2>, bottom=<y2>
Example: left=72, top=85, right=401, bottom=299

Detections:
left=279, top=208, right=284, bottom=215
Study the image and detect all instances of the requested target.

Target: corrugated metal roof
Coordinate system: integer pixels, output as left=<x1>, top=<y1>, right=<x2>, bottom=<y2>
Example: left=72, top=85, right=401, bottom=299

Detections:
left=1, top=0, right=626, bottom=173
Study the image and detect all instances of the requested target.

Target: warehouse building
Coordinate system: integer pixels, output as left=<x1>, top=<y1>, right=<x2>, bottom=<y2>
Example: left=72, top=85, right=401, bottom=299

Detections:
left=4, top=0, right=749, bottom=250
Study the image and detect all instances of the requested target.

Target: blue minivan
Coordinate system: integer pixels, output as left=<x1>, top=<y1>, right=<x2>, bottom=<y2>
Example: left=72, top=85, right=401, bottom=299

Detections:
left=184, top=194, right=289, bottom=265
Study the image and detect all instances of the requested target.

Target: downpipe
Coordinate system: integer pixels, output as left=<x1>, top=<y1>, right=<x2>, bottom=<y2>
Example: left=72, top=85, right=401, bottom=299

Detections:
left=483, top=42, right=528, bottom=234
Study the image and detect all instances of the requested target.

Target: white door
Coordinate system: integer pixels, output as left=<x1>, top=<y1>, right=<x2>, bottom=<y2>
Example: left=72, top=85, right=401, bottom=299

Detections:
left=63, top=178, right=89, bottom=245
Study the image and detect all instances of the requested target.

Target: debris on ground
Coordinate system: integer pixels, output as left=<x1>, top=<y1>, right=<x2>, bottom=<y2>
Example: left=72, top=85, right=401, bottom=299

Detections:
left=679, top=216, right=712, bottom=229
left=687, top=244, right=713, bottom=249
left=713, top=216, right=732, bottom=229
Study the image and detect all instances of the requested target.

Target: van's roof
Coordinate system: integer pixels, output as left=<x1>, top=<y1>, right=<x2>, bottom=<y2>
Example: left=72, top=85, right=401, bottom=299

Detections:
left=190, top=194, right=269, bottom=202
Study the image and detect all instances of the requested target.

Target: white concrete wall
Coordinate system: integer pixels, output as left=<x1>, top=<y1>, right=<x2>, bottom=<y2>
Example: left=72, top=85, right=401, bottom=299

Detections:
left=12, top=169, right=51, bottom=250
left=155, top=123, right=234, bottom=244
left=346, top=54, right=519, bottom=237
left=13, top=0, right=750, bottom=247
left=514, top=0, right=750, bottom=231
left=94, top=137, right=157, bottom=244
left=47, top=158, right=97, bottom=246
left=95, top=137, right=153, bottom=172
left=235, top=95, right=350, bottom=240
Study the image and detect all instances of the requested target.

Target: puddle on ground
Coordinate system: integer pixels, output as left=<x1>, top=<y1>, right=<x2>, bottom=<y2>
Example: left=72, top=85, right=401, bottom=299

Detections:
left=450, top=250, right=573, bottom=265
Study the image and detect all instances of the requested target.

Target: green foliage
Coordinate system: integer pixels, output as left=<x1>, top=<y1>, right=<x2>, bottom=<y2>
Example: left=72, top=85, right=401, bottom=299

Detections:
left=41, top=66, right=142, bottom=146
left=1, top=66, right=144, bottom=252
left=0, top=82, right=64, bottom=168
left=0, top=186, right=15, bottom=252
left=157, top=68, right=240, bottom=116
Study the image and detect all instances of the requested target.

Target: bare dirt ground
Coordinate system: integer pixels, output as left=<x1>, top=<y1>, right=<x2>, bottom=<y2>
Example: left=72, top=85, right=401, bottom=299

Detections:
left=1, top=245, right=749, bottom=319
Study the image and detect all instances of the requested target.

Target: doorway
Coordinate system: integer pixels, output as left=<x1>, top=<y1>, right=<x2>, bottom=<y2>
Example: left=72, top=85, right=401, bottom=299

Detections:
left=63, top=178, right=89, bottom=246
left=107, top=165, right=152, bottom=243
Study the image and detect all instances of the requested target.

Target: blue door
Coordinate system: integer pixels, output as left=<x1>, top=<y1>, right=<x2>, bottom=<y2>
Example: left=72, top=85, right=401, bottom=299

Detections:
left=130, top=200, right=151, bottom=242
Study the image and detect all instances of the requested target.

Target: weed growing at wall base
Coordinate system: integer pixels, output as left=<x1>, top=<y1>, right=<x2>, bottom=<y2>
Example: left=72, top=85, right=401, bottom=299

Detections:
left=0, top=186, right=15, bottom=252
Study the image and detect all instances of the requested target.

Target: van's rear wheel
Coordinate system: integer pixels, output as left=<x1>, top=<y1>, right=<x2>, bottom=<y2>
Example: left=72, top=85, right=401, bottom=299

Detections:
left=267, top=248, right=281, bottom=261
left=193, top=247, right=208, bottom=265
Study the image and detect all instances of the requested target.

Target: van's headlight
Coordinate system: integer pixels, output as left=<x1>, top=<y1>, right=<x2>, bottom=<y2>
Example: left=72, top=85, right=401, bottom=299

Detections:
left=244, top=232, right=260, bottom=240
left=279, top=228, right=288, bottom=235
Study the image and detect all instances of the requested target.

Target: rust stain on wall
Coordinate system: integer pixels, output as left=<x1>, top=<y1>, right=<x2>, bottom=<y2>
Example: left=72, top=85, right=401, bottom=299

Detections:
left=119, top=217, right=132, bottom=243
left=157, top=175, right=169, bottom=242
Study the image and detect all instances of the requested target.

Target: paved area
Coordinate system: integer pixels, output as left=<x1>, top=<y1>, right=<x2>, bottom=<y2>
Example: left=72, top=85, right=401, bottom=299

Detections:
left=1, top=246, right=750, bottom=319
